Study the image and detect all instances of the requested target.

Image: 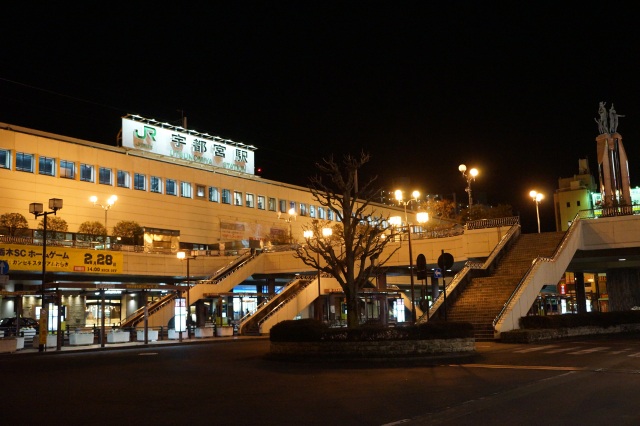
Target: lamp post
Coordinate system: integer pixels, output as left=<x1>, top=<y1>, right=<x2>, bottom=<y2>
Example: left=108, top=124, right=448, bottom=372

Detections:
left=90, top=195, right=117, bottom=246
left=393, top=190, right=428, bottom=324
left=458, top=164, right=479, bottom=207
left=529, top=190, right=544, bottom=233
left=29, top=198, right=63, bottom=353
left=177, top=250, right=197, bottom=339
left=304, top=227, right=333, bottom=315
left=277, top=208, right=297, bottom=244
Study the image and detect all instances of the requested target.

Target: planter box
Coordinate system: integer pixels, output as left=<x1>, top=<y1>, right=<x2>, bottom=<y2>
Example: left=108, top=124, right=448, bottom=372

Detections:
left=106, top=331, right=130, bottom=343
left=168, top=329, right=181, bottom=340
left=195, top=327, right=214, bottom=338
left=32, top=334, right=58, bottom=349
left=136, top=330, right=159, bottom=342
left=216, top=326, right=234, bottom=337
left=70, top=333, right=95, bottom=346
left=270, top=338, right=476, bottom=359
left=0, top=338, right=18, bottom=353
left=16, top=337, right=24, bottom=350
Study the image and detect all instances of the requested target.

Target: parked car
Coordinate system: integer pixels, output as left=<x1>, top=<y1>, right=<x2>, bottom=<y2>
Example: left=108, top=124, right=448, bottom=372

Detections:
left=0, top=317, right=39, bottom=336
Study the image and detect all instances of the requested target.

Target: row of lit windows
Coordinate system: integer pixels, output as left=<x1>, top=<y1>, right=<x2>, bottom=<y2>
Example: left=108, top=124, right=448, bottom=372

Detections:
left=0, top=149, right=338, bottom=221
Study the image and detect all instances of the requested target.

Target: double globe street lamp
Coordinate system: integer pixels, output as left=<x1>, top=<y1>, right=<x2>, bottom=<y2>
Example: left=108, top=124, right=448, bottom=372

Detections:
left=29, top=197, right=63, bottom=352
left=90, top=195, right=117, bottom=247
left=391, top=190, right=428, bottom=323
left=277, top=208, right=297, bottom=244
left=303, top=227, right=333, bottom=316
left=458, top=164, right=479, bottom=207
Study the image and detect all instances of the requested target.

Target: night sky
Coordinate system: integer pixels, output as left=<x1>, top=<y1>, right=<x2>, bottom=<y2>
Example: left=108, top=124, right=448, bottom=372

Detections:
left=2, top=3, right=640, bottom=233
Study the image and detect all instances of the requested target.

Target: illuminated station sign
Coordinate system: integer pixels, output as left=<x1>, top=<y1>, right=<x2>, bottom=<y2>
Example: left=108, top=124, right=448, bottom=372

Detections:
left=121, top=115, right=256, bottom=175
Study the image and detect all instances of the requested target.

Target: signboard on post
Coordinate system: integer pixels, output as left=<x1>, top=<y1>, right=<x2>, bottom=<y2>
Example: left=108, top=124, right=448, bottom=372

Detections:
left=433, top=268, right=443, bottom=279
left=437, top=250, right=454, bottom=321
left=437, top=252, right=454, bottom=270
left=416, top=254, right=427, bottom=280
left=0, top=260, right=9, bottom=275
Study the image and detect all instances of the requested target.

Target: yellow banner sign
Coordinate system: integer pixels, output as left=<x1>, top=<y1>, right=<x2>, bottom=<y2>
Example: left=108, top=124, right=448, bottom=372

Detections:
left=0, top=244, right=123, bottom=274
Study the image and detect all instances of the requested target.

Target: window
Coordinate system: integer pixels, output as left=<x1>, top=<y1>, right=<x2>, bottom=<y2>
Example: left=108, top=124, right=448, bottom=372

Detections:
left=268, top=197, right=277, bottom=212
left=180, top=181, right=192, bottom=198
left=117, top=170, right=130, bottom=188
left=209, top=187, right=219, bottom=202
left=150, top=176, right=162, bottom=193
left=222, top=189, right=231, bottom=204
left=196, top=184, right=205, bottom=199
left=99, top=167, right=113, bottom=185
left=166, top=179, right=177, bottom=195
left=16, top=152, right=34, bottom=173
left=577, top=200, right=581, bottom=207
left=309, top=205, right=315, bottom=218
left=39, top=156, right=55, bottom=176
left=134, top=173, right=146, bottom=190
left=234, top=191, right=242, bottom=206
left=257, top=195, right=265, bottom=210
left=318, top=207, right=325, bottom=219
left=566, top=202, right=570, bottom=208
left=246, top=193, right=255, bottom=208
left=60, top=160, right=75, bottom=179
left=279, top=199, right=287, bottom=213
left=80, top=164, right=94, bottom=182
left=299, top=203, right=307, bottom=216
left=0, top=149, right=11, bottom=169
left=328, top=209, right=334, bottom=221
left=289, top=201, right=296, bottom=213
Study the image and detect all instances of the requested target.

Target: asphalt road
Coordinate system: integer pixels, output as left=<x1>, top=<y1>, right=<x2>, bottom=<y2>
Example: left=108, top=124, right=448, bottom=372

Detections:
left=2, top=334, right=639, bottom=425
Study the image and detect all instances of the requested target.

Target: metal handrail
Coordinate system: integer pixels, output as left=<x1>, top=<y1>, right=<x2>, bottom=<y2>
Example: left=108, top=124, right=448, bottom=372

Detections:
left=417, top=222, right=521, bottom=323
left=492, top=211, right=584, bottom=328
left=197, top=251, right=256, bottom=285
left=257, top=276, right=316, bottom=328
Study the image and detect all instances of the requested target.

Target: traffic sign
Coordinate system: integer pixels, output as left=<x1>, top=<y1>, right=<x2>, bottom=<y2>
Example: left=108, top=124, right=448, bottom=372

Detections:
left=433, top=268, right=443, bottom=279
left=416, top=254, right=427, bottom=280
left=0, top=260, right=9, bottom=275
left=438, top=252, right=454, bottom=270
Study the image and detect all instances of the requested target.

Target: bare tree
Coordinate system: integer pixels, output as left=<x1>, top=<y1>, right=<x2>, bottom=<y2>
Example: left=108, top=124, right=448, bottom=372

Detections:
left=112, top=220, right=143, bottom=245
left=294, top=153, right=398, bottom=328
left=77, top=221, right=106, bottom=242
left=38, top=216, right=68, bottom=232
left=0, top=213, right=29, bottom=236
left=38, top=216, right=68, bottom=241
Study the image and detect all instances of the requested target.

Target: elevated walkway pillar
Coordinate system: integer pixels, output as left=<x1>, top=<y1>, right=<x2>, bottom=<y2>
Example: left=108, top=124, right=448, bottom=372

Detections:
left=575, top=272, right=587, bottom=313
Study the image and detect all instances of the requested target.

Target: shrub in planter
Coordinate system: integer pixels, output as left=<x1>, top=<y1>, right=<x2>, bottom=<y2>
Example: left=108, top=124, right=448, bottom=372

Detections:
left=269, top=319, right=474, bottom=342
left=519, top=311, right=640, bottom=330
left=270, top=319, right=329, bottom=342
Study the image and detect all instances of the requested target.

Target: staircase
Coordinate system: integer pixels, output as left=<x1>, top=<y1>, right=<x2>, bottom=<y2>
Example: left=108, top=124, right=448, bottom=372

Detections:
left=447, top=232, right=565, bottom=340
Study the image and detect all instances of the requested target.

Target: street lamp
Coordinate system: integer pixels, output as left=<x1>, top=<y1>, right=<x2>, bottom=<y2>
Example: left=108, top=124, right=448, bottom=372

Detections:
left=90, top=195, right=117, bottom=244
left=29, top=197, right=63, bottom=352
left=393, top=190, right=428, bottom=323
left=458, top=164, right=479, bottom=207
left=529, top=190, right=544, bottom=233
left=177, top=250, right=197, bottom=339
left=304, top=227, right=333, bottom=309
left=277, top=208, right=297, bottom=244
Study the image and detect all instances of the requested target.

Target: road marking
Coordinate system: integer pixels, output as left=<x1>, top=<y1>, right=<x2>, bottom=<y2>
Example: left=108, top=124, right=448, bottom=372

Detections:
left=567, top=347, right=609, bottom=355
left=458, top=364, right=587, bottom=371
left=628, top=352, right=640, bottom=358
left=513, top=345, right=557, bottom=353
left=544, top=347, right=581, bottom=353
left=138, top=352, right=159, bottom=356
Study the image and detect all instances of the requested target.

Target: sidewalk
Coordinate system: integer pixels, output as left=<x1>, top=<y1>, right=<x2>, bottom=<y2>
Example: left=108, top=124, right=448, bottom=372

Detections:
left=9, top=333, right=268, bottom=355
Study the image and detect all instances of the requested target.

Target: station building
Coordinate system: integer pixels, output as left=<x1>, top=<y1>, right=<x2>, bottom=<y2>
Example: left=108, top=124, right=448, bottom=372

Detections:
left=0, top=115, right=434, bottom=332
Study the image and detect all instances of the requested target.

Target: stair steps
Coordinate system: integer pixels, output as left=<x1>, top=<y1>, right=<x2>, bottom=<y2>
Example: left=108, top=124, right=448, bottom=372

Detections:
left=447, top=232, right=564, bottom=341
